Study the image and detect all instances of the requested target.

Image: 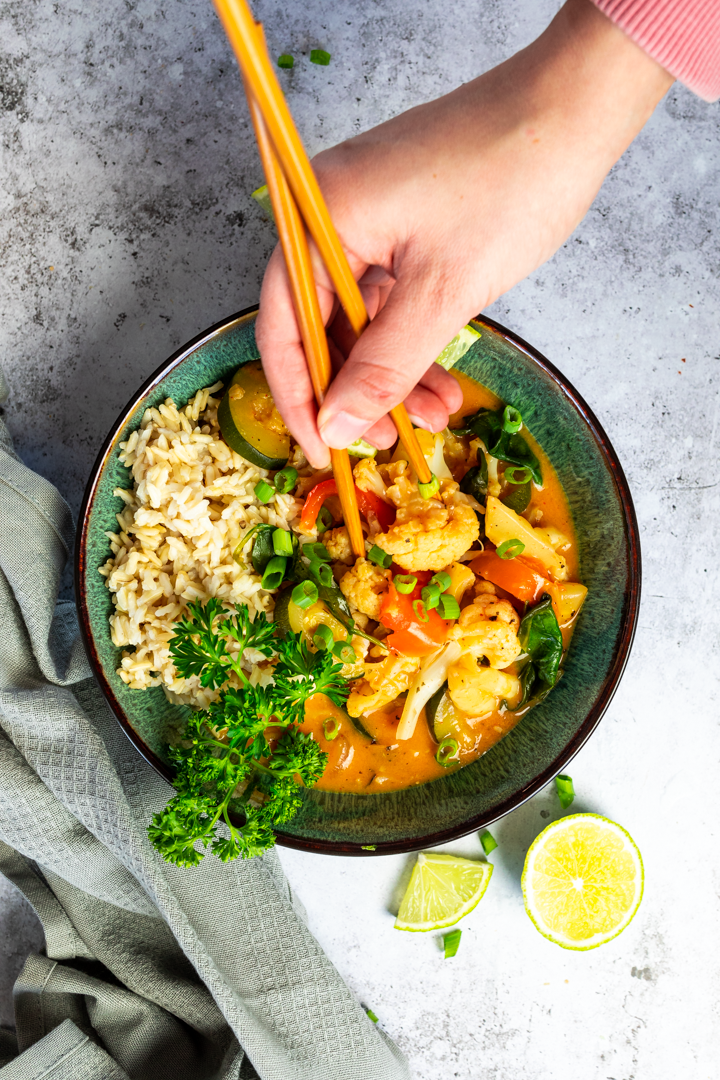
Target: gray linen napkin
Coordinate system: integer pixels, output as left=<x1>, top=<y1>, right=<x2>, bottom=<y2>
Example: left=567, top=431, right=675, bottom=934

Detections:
left=0, top=419, right=408, bottom=1080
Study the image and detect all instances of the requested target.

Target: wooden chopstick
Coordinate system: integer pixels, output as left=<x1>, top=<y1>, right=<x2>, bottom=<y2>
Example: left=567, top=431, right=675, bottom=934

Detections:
left=244, top=71, right=365, bottom=558
left=213, top=0, right=433, bottom=487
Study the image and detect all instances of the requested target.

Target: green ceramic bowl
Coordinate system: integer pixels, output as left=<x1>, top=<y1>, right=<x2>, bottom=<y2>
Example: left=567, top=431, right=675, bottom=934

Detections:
left=76, top=308, right=640, bottom=855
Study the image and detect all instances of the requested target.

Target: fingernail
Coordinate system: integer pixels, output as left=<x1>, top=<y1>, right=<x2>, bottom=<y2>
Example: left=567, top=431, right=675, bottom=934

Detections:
left=407, top=413, right=433, bottom=432
left=318, top=410, right=370, bottom=449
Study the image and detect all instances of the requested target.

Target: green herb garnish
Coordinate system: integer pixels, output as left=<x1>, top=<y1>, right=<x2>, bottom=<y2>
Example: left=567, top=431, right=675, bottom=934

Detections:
left=254, top=479, right=274, bottom=503
left=310, top=49, right=331, bottom=65
left=277, top=54, right=295, bottom=69
left=368, top=544, right=392, bottom=569
left=480, top=829, right=498, bottom=856
left=148, top=599, right=348, bottom=866
left=555, top=774, right=575, bottom=810
left=443, top=929, right=462, bottom=958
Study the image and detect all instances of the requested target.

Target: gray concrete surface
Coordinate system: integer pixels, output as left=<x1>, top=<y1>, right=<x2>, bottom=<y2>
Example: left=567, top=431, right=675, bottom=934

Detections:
left=1, top=0, right=719, bottom=1076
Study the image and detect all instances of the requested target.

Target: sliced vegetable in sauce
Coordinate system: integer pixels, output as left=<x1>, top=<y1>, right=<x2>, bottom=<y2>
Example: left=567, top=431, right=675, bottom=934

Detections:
left=514, top=594, right=564, bottom=708
left=470, top=550, right=547, bottom=604
left=218, top=361, right=290, bottom=470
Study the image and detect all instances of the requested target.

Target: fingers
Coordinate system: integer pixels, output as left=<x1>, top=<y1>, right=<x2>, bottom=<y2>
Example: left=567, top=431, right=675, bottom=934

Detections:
left=255, top=245, right=332, bottom=469
left=316, top=262, right=473, bottom=449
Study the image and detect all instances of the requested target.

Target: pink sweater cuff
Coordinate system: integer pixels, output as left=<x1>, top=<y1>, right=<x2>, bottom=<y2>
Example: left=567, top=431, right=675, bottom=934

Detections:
left=592, top=0, right=720, bottom=101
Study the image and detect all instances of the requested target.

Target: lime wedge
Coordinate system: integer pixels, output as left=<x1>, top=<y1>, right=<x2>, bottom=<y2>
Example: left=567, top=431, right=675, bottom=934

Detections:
left=251, top=184, right=274, bottom=221
left=394, top=852, right=493, bottom=932
left=347, top=438, right=377, bottom=458
left=434, top=324, right=481, bottom=370
left=522, top=813, right=644, bottom=951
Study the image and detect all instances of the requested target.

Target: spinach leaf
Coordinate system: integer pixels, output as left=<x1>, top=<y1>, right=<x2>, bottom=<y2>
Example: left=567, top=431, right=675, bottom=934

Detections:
left=460, top=457, right=488, bottom=538
left=249, top=525, right=276, bottom=575
left=513, top=594, right=563, bottom=709
left=463, top=407, right=542, bottom=486
left=501, top=480, right=531, bottom=514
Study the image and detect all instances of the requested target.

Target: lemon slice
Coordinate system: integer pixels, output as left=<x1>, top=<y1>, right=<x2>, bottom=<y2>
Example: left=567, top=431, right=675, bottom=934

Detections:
left=522, top=813, right=644, bottom=951
left=434, top=324, right=482, bottom=371
left=394, top=852, right=493, bottom=932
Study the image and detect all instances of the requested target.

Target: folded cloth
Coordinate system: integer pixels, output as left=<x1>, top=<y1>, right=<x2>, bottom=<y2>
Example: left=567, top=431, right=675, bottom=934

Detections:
left=0, top=419, right=408, bottom=1080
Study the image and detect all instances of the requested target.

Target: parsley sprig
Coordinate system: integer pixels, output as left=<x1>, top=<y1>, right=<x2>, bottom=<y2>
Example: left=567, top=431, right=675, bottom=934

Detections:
left=148, top=599, right=347, bottom=867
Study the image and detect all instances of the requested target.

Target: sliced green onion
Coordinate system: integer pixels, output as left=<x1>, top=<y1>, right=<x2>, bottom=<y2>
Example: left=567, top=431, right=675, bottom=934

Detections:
left=277, top=54, right=294, bottom=69
left=443, top=929, right=462, bottom=958
left=496, top=538, right=525, bottom=560
left=555, top=774, right=575, bottom=810
left=317, top=506, right=333, bottom=534
left=348, top=438, right=378, bottom=458
left=480, top=829, right=498, bottom=856
left=254, top=479, right=274, bottom=504
left=368, top=544, right=392, bottom=569
left=310, top=48, right=331, bottom=65
left=504, top=465, right=533, bottom=486
left=361, top=845, right=376, bottom=852
left=412, top=599, right=429, bottom=623
left=292, top=580, right=318, bottom=609
left=309, top=559, right=334, bottom=588
left=272, top=528, right=293, bottom=557
left=421, top=584, right=441, bottom=610
left=436, top=737, right=459, bottom=767
left=304, top=542, right=331, bottom=562
left=313, top=625, right=334, bottom=652
left=261, top=555, right=287, bottom=590
left=323, top=717, right=340, bottom=741
left=394, top=574, right=417, bottom=595
left=438, top=593, right=461, bottom=620
left=274, top=466, right=298, bottom=493
left=418, top=473, right=439, bottom=500
left=332, top=640, right=357, bottom=665
left=365, top=1007, right=379, bottom=1023
left=430, top=571, right=452, bottom=592
left=502, top=405, right=522, bottom=434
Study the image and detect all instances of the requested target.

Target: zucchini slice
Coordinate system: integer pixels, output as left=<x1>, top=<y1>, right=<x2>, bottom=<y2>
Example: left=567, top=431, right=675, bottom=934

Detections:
left=218, top=360, right=290, bottom=469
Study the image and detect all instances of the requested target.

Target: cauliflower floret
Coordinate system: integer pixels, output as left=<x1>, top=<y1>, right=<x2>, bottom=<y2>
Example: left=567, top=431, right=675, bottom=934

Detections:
left=347, top=653, right=421, bottom=717
left=353, top=457, right=390, bottom=500
left=447, top=654, right=522, bottom=715
left=448, top=593, right=521, bottom=668
left=339, top=557, right=392, bottom=620
left=323, top=527, right=353, bottom=564
left=373, top=461, right=479, bottom=572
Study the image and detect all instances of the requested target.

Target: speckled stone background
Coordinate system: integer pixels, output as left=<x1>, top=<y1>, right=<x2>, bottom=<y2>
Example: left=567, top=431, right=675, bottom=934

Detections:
left=1, top=1, right=718, bottom=1077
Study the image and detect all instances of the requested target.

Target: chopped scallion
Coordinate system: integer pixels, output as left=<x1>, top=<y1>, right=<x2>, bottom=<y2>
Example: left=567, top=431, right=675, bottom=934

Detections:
left=277, top=54, right=294, bottom=69
left=418, top=473, right=439, bottom=500
left=304, top=542, right=331, bottom=562
left=421, top=584, right=441, bottom=611
left=261, top=555, right=287, bottom=590
left=274, top=466, right=298, bottom=493
left=555, top=774, right=575, bottom=809
left=443, top=928, right=462, bottom=958
left=310, top=48, right=331, bottom=65
left=323, top=717, right=340, bottom=741
left=430, top=571, right=452, bottom=592
left=316, top=506, right=333, bottom=534
left=480, top=829, right=498, bottom=856
left=332, top=640, right=356, bottom=665
left=496, top=538, right=525, bottom=560
left=365, top=1008, right=379, bottom=1023
left=502, top=405, right=522, bottom=434
left=504, top=465, right=533, bottom=485
left=394, top=573, right=417, bottom=595
left=309, top=559, right=334, bottom=588
left=368, top=544, right=392, bottom=569
left=436, top=737, right=458, bottom=767
left=313, top=625, right=334, bottom=651
left=272, top=528, right=293, bottom=557
left=412, top=599, right=429, bottom=623
left=254, top=479, right=274, bottom=504
left=438, top=593, right=460, bottom=620
left=292, top=580, right=318, bottom=609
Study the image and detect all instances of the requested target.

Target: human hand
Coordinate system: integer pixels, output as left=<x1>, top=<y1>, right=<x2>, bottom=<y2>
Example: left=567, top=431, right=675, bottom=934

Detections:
left=256, top=0, right=673, bottom=468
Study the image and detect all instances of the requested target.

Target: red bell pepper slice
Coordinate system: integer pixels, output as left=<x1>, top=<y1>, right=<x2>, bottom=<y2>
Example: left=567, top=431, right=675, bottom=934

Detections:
left=299, top=478, right=338, bottom=532
left=354, top=487, right=395, bottom=531
left=379, top=573, right=448, bottom=656
left=470, top=550, right=548, bottom=604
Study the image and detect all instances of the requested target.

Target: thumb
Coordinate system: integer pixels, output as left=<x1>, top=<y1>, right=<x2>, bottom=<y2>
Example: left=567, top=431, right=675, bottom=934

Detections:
left=316, top=268, right=467, bottom=449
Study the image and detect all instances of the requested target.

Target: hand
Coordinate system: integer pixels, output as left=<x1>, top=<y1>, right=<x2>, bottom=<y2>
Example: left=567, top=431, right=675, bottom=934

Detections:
left=256, top=0, right=673, bottom=469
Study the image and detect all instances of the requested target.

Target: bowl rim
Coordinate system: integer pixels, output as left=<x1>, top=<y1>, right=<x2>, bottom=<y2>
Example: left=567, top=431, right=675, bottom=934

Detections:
left=75, top=307, right=641, bottom=857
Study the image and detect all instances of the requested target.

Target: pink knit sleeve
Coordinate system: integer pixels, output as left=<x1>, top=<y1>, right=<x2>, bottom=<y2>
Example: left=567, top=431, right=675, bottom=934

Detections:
left=592, top=0, right=720, bottom=101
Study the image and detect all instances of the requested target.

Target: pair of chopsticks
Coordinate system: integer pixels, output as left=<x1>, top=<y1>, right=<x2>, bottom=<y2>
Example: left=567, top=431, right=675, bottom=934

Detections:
left=213, top=0, right=433, bottom=558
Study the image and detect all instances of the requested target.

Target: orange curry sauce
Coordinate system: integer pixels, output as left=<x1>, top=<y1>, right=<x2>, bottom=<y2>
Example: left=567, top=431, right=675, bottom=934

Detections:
left=298, top=370, right=579, bottom=795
